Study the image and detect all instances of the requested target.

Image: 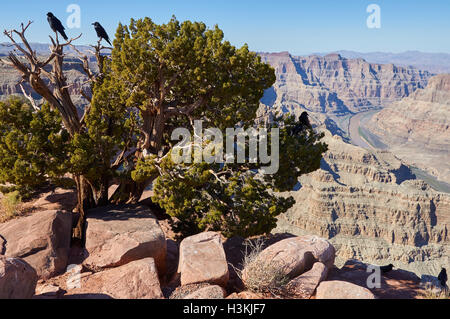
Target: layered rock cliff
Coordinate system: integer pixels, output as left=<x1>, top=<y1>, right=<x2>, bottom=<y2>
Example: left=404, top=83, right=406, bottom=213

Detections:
left=274, top=132, right=450, bottom=277
left=259, top=52, right=432, bottom=117
left=366, top=74, right=450, bottom=184
left=0, top=56, right=93, bottom=111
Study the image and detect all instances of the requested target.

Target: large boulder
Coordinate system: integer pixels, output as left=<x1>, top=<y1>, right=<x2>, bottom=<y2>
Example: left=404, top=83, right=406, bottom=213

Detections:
left=285, top=262, right=329, bottom=298
left=315, top=280, right=376, bottom=299
left=178, top=232, right=229, bottom=287
left=67, top=258, right=163, bottom=299
left=243, top=235, right=335, bottom=281
left=0, top=210, right=72, bottom=279
left=83, top=205, right=166, bottom=274
left=0, top=256, right=37, bottom=299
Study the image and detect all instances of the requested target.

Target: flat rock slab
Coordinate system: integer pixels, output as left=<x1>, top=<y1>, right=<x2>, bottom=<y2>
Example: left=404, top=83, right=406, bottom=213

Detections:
left=183, top=285, right=226, bottom=299
left=327, top=259, right=423, bottom=299
left=0, top=256, right=37, bottom=299
left=0, top=210, right=72, bottom=279
left=244, top=235, right=335, bottom=280
left=83, top=205, right=166, bottom=274
left=316, top=280, right=376, bottom=299
left=33, top=283, right=63, bottom=299
left=178, top=232, right=229, bottom=287
left=286, top=262, right=329, bottom=299
left=67, top=258, right=164, bottom=299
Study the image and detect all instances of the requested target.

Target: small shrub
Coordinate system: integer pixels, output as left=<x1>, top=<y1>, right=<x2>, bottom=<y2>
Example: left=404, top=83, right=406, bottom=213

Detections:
left=420, top=283, right=449, bottom=299
left=0, top=191, right=23, bottom=223
left=235, top=238, right=290, bottom=297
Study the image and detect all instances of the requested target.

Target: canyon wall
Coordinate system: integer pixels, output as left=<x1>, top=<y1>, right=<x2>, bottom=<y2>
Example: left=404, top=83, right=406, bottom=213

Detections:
left=0, top=56, right=93, bottom=111
left=274, top=132, right=450, bottom=277
left=259, top=52, right=432, bottom=117
left=367, top=74, right=450, bottom=184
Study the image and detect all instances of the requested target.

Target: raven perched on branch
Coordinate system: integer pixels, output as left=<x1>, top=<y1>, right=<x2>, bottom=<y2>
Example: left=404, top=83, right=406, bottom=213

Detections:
left=290, top=111, right=313, bottom=136
left=92, top=22, right=111, bottom=45
left=47, top=12, right=68, bottom=41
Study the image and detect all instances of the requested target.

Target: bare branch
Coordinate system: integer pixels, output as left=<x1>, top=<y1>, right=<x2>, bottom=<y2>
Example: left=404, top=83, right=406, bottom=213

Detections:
left=61, top=34, right=83, bottom=47
left=19, top=80, right=41, bottom=111
left=3, top=22, right=83, bottom=136
left=79, top=103, right=91, bottom=126
left=80, top=90, right=92, bottom=103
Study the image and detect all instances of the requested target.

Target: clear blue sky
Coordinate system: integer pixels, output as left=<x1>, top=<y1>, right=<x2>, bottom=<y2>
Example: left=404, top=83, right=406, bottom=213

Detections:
left=1, top=0, right=449, bottom=54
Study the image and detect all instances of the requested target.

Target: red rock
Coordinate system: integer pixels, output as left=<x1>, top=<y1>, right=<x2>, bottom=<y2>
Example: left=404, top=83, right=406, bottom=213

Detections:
left=0, top=256, right=37, bottom=299
left=67, top=258, right=163, bottom=299
left=83, top=205, right=166, bottom=274
left=183, top=285, right=226, bottom=299
left=178, top=232, right=229, bottom=287
left=0, top=210, right=72, bottom=279
left=316, top=280, right=376, bottom=299
left=243, top=235, right=335, bottom=281
left=226, top=291, right=263, bottom=299
left=286, top=262, right=329, bottom=298
left=34, top=283, right=63, bottom=299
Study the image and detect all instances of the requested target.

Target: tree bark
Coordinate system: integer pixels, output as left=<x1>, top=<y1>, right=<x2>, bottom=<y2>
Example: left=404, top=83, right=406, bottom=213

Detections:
left=73, top=175, right=96, bottom=242
left=110, top=179, right=149, bottom=204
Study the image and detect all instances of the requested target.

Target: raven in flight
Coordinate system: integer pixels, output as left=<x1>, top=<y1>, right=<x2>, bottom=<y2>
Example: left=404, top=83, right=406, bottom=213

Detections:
left=47, top=12, right=68, bottom=41
left=92, top=22, right=111, bottom=45
left=438, top=268, right=447, bottom=288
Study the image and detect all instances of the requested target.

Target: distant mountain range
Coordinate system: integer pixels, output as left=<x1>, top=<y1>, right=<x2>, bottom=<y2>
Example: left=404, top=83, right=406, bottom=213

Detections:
left=316, top=51, right=450, bottom=74
left=0, top=42, right=94, bottom=57
left=3, top=44, right=450, bottom=75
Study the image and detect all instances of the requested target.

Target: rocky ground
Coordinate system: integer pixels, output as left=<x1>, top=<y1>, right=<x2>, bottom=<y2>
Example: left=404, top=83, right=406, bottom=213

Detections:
left=0, top=189, right=446, bottom=299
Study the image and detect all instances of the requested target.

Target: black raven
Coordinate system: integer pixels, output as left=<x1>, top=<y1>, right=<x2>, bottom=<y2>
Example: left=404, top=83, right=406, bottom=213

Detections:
left=438, top=268, right=447, bottom=288
left=47, top=12, right=68, bottom=41
left=380, top=264, right=394, bottom=274
left=92, top=22, right=111, bottom=45
left=290, top=111, right=312, bottom=136
left=299, top=111, right=312, bottom=130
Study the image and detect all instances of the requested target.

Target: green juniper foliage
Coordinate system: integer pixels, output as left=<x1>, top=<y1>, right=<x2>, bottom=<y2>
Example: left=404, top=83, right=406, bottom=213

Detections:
left=0, top=98, right=70, bottom=197
left=110, top=16, right=328, bottom=238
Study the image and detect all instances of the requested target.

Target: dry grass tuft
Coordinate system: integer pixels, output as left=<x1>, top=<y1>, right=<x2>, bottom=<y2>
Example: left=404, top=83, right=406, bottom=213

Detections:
left=0, top=191, right=23, bottom=223
left=234, top=238, right=290, bottom=297
left=420, top=283, right=449, bottom=299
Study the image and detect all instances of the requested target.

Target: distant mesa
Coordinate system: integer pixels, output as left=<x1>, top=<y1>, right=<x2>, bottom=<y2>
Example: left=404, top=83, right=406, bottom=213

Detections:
left=258, top=51, right=432, bottom=116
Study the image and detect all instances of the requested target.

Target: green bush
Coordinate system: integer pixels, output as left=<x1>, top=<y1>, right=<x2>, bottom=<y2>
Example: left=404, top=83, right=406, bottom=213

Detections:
left=0, top=98, right=70, bottom=197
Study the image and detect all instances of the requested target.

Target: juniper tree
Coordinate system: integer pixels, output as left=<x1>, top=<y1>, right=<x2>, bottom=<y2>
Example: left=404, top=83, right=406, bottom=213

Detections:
left=0, top=17, right=328, bottom=239
left=109, top=17, right=328, bottom=237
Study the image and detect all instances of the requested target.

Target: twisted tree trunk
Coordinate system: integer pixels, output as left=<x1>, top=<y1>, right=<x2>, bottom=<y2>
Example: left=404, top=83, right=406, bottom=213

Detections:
left=73, top=176, right=96, bottom=241
left=1, top=22, right=108, bottom=240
